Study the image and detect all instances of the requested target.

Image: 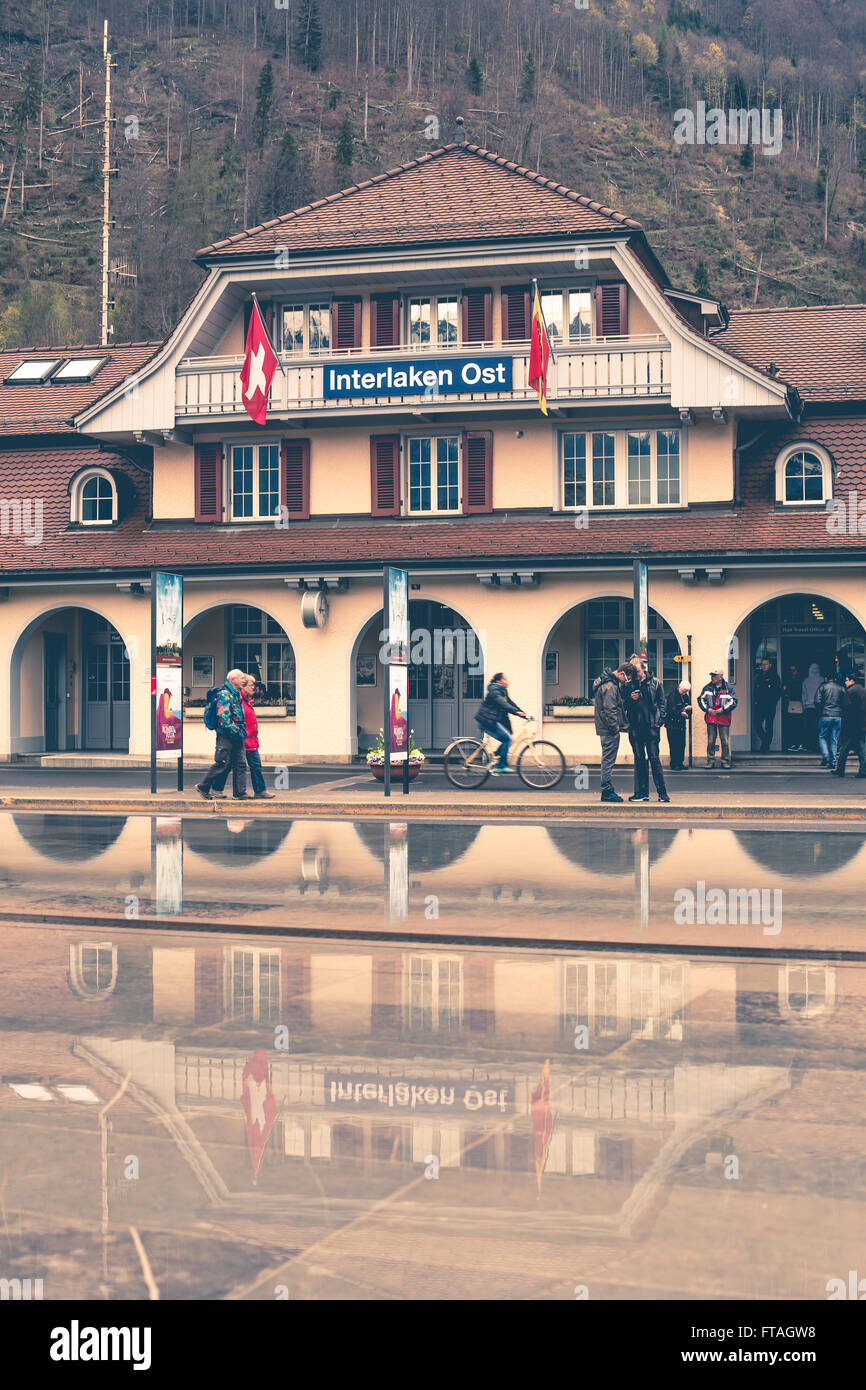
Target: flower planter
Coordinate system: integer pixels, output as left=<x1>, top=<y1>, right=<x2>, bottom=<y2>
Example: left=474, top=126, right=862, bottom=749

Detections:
left=551, top=706, right=593, bottom=717
left=369, top=762, right=423, bottom=781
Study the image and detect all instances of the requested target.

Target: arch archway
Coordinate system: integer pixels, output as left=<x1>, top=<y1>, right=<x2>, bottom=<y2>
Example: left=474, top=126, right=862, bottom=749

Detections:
left=13, top=813, right=127, bottom=862
left=183, top=601, right=296, bottom=712
left=541, top=593, right=682, bottom=708
left=183, top=817, right=291, bottom=868
left=351, top=597, right=485, bottom=753
left=10, top=604, right=132, bottom=753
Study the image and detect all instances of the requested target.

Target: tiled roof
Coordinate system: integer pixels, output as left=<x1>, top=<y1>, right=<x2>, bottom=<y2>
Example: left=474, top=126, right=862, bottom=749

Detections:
left=1, top=420, right=863, bottom=577
left=719, top=306, right=866, bottom=402
left=0, top=343, right=162, bottom=436
left=196, top=144, right=642, bottom=260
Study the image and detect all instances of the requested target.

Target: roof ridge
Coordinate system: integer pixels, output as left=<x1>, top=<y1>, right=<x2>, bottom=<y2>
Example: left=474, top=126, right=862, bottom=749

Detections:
left=727, top=304, right=866, bottom=317
left=0, top=340, right=162, bottom=354
left=196, top=142, right=640, bottom=257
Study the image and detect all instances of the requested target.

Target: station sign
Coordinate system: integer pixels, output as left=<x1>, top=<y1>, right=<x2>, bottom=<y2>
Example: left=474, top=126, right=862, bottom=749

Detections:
left=324, top=355, right=513, bottom=398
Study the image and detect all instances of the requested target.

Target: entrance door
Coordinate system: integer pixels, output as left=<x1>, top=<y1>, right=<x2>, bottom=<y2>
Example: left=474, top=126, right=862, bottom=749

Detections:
left=43, top=632, right=66, bottom=752
left=83, top=616, right=130, bottom=751
left=407, top=602, right=483, bottom=751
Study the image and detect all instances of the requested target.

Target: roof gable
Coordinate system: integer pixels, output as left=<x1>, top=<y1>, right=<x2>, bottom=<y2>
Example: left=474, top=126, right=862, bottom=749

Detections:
left=720, top=305, right=866, bottom=403
left=197, top=144, right=641, bottom=261
left=0, top=342, right=162, bottom=436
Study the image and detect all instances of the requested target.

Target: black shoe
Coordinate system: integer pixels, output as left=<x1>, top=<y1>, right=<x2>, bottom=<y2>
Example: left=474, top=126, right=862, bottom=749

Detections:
left=658, top=794, right=671, bottom=803
left=254, top=791, right=275, bottom=798
left=233, top=792, right=251, bottom=799
left=194, top=784, right=212, bottom=800
left=819, top=759, right=829, bottom=768
left=601, top=788, right=623, bottom=803
left=628, top=793, right=649, bottom=802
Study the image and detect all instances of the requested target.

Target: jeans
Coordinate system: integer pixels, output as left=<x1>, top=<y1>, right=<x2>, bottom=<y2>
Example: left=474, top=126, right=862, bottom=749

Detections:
left=200, top=731, right=247, bottom=796
left=754, top=707, right=775, bottom=752
left=479, top=719, right=511, bottom=770
left=666, top=721, right=686, bottom=769
left=706, top=722, right=731, bottom=765
left=629, top=731, right=667, bottom=798
left=599, top=731, right=620, bottom=789
left=212, top=747, right=266, bottom=794
left=818, top=716, right=841, bottom=765
left=834, top=732, right=866, bottom=777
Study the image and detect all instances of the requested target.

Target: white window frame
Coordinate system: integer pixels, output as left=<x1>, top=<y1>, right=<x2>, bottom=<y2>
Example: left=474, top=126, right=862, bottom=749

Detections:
left=224, top=946, right=281, bottom=1022
left=402, top=953, right=464, bottom=1033
left=279, top=300, right=331, bottom=355
left=228, top=438, right=282, bottom=522
left=4, top=358, right=61, bottom=384
left=406, top=291, right=460, bottom=350
left=775, top=441, right=832, bottom=506
left=70, top=467, right=118, bottom=525
left=539, top=284, right=595, bottom=346
left=68, top=941, right=118, bottom=998
left=403, top=432, right=461, bottom=516
left=558, top=426, right=685, bottom=511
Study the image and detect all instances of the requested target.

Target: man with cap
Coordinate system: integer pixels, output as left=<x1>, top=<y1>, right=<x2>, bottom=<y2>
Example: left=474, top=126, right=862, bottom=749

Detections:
left=697, top=669, right=738, bottom=769
left=665, top=680, right=691, bottom=771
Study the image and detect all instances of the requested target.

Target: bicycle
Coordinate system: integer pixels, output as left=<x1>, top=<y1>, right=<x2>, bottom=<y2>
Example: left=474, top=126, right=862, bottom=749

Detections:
left=443, top=715, right=566, bottom=790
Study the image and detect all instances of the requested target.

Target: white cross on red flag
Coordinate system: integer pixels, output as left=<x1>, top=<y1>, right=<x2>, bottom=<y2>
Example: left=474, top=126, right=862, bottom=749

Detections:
left=241, top=1048, right=279, bottom=1180
left=239, top=300, right=278, bottom=425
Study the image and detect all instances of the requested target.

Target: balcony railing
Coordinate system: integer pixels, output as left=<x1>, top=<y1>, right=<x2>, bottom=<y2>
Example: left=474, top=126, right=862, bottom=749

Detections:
left=175, top=336, right=671, bottom=419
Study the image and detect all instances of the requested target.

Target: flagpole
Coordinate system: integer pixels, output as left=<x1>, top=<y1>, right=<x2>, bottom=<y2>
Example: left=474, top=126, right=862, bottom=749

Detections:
left=250, top=289, right=287, bottom=377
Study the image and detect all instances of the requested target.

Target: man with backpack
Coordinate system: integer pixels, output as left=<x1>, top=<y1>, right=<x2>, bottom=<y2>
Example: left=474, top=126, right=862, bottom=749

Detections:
left=196, top=668, right=249, bottom=800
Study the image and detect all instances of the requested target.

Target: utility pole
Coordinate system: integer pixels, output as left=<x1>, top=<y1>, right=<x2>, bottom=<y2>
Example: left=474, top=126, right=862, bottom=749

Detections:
left=101, top=19, right=112, bottom=347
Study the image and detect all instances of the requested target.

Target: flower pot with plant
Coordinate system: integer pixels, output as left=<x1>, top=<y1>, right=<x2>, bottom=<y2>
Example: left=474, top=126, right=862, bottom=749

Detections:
left=366, top=727, right=426, bottom=780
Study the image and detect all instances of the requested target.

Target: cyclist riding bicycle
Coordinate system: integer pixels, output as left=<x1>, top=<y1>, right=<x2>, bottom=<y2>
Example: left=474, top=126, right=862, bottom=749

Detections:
left=475, top=672, right=528, bottom=775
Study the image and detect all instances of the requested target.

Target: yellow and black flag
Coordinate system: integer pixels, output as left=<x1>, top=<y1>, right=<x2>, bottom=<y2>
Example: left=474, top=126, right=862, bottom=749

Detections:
left=528, top=282, right=552, bottom=415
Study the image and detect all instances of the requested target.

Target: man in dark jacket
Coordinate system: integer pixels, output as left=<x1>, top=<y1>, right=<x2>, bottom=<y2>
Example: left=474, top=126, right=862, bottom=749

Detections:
left=196, top=668, right=249, bottom=799
left=815, top=672, right=844, bottom=769
left=752, top=657, right=782, bottom=754
left=475, top=672, right=527, bottom=775
left=625, top=657, right=669, bottom=803
left=592, top=663, right=633, bottom=803
left=665, top=680, right=691, bottom=771
left=832, top=672, right=866, bottom=778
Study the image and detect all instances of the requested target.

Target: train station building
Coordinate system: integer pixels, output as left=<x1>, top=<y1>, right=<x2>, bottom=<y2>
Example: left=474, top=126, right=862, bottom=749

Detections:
left=1, top=142, right=864, bottom=763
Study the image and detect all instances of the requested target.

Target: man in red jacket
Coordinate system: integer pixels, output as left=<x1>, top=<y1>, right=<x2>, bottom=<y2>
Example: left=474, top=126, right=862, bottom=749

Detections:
left=211, top=675, right=275, bottom=798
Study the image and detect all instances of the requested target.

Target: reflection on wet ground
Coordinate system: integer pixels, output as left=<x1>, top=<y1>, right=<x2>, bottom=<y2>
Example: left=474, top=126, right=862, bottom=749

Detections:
left=1, top=811, right=865, bottom=952
left=1, top=916, right=864, bottom=1300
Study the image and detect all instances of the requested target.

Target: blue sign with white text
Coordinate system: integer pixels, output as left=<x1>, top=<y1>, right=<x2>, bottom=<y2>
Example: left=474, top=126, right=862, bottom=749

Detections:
left=323, top=355, right=513, bottom=398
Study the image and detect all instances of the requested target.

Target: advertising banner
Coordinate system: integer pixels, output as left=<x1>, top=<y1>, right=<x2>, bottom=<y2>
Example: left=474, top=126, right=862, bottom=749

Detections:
left=154, top=817, right=183, bottom=916
left=383, top=567, right=410, bottom=783
left=154, top=572, right=183, bottom=757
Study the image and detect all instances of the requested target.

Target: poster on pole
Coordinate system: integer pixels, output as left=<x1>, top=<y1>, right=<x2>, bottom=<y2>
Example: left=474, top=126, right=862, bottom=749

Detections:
left=383, top=566, right=409, bottom=767
left=154, top=817, right=183, bottom=916
left=634, top=560, right=648, bottom=661
left=154, top=572, right=183, bottom=757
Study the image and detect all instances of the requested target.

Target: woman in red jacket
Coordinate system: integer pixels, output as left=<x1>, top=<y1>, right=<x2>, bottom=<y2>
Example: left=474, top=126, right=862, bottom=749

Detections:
left=211, top=675, right=275, bottom=798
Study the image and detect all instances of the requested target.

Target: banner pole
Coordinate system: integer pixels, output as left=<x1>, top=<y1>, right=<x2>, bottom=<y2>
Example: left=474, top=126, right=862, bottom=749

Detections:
left=687, top=633, right=693, bottom=769
left=383, top=567, right=391, bottom=799
left=150, top=569, right=157, bottom=795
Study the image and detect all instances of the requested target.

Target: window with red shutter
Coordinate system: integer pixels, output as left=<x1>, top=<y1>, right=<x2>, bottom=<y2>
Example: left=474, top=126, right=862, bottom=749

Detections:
left=595, top=283, right=629, bottom=337
left=461, top=431, right=493, bottom=514
left=195, top=443, right=223, bottom=522
left=501, top=286, right=531, bottom=342
left=461, top=289, right=492, bottom=344
left=370, top=295, right=400, bottom=348
left=370, top=435, right=400, bottom=517
left=281, top=439, right=310, bottom=520
left=331, top=298, right=362, bottom=350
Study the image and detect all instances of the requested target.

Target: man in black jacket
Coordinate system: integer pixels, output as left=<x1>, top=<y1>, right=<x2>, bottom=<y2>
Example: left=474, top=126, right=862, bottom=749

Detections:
left=475, top=672, right=528, bottom=775
left=665, top=680, right=691, bottom=771
left=752, top=657, right=782, bottom=754
left=625, top=657, right=669, bottom=803
left=832, top=672, right=866, bottom=778
left=815, top=672, right=844, bottom=769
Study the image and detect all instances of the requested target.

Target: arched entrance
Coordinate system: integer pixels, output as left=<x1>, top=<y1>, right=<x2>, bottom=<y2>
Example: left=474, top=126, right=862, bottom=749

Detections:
left=183, top=603, right=296, bottom=709
left=733, top=593, right=866, bottom=753
left=353, top=599, right=484, bottom=752
left=11, top=606, right=131, bottom=753
left=542, top=594, right=679, bottom=705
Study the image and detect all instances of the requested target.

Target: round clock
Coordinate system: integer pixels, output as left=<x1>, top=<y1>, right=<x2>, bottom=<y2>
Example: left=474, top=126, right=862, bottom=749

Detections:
left=301, top=589, right=329, bottom=628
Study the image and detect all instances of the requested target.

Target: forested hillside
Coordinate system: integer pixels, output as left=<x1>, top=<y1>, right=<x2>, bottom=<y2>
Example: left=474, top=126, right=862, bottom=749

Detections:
left=2, top=0, right=866, bottom=347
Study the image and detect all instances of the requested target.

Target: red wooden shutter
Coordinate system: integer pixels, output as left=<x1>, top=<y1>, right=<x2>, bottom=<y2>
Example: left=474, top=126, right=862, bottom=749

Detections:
left=461, top=288, right=492, bottom=343
left=281, top=438, right=310, bottom=519
left=462, top=430, right=492, bottom=514
left=194, top=443, right=223, bottom=522
left=501, top=286, right=531, bottom=341
left=331, top=297, right=361, bottom=350
left=595, top=283, right=628, bottom=337
left=370, top=295, right=400, bottom=348
left=370, top=435, right=400, bottom=517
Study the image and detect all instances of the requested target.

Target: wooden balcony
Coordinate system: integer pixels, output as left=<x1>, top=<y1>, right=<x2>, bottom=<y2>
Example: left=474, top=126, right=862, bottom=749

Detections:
left=175, top=336, right=671, bottom=420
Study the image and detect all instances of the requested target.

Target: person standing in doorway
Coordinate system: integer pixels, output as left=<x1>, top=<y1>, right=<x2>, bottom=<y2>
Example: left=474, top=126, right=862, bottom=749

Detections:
left=592, top=663, right=633, bottom=802
left=210, top=676, right=275, bottom=798
left=815, top=670, right=843, bottom=769
left=801, top=662, right=823, bottom=754
left=832, top=671, right=866, bottom=779
left=752, top=657, right=782, bottom=754
left=625, top=656, right=669, bottom=803
left=196, top=668, right=249, bottom=800
left=698, top=669, right=738, bottom=769
left=783, top=663, right=805, bottom=751
left=665, top=680, right=691, bottom=771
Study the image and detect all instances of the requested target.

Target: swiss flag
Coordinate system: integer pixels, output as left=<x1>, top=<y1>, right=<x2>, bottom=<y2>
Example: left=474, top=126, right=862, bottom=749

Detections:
left=241, top=1048, right=279, bottom=1180
left=239, top=300, right=278, bottom=426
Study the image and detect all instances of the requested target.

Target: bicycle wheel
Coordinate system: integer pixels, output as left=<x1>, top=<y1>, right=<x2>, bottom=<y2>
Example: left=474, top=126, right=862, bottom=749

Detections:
left=444, top=738, right=492, bottom=789
left=517, top=739, right=566, bottom=790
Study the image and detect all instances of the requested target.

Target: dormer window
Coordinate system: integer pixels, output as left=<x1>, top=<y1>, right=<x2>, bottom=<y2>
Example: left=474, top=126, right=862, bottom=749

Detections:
left=71, top=468, right=118, bottom=525
left=775, top=443, right=831, bottom=505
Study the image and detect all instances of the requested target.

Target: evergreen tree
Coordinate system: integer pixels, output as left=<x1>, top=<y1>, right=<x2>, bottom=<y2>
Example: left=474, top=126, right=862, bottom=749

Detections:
left=518, top=52, right=537, bottom=103
left=296, top=0, right=322, bottom=73
left=815, top=166, right=827, bottom=202
left=693, top=259, right=711, bottom=295
left=254, top=60, right=274, bottom=157
left=261, top=130, right=310, bottom=219
left=739, top=141, right=753, bottom=170
left=334, top=113, right=354, bottom=170
left=466, top=56, right=483, bottom=95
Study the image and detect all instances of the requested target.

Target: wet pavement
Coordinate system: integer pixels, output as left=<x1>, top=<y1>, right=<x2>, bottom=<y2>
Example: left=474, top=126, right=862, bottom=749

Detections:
left=0, top=811, right=864, bottom=1301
